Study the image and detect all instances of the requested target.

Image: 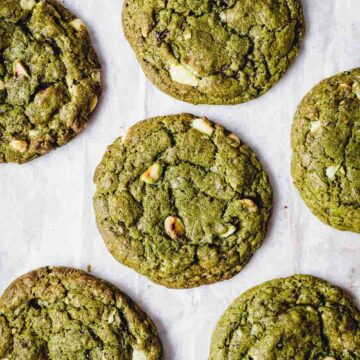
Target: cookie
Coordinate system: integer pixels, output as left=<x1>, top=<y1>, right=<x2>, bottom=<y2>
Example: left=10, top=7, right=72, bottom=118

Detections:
left=0, top=267, right=164, bottom=359
left=122, top=0, right=305, bottom=105
left=291, top=68, right=360, bottom=233
left=0, top=0, right=101, bottom=164
left=210, top=274, right=360, bottom=359
left=93, top=114, right=273, bottom=288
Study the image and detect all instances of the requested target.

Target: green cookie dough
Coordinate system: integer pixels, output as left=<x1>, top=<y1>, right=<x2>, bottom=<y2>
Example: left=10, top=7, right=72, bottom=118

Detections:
left=122, top=0, right=305, bottom=105
left=0, top=267, right=164, bottom=359
left=210, top=274, right=360, bottom=360
left=291, top=68, right=360, bottom=233
left=93, top=114, right=273, bottom=288
left=0, top=0, right=101, bottom=164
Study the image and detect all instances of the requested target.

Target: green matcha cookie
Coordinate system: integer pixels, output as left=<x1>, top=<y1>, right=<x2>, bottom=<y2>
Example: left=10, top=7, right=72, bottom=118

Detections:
left=292, top=69, right=360, bottom=233
left=0, top=0, right=101, bottom=163
left=122, top=0, right=305, bottom=105
left=0, top=267, right=164, bottom=359
left=210, top=274, right=360, bottom=359
left=93, top=114, right=273, bottom=288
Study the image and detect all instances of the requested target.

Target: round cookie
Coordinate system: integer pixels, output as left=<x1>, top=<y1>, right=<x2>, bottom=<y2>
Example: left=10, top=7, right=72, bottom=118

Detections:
left=122, top=0, right=305, bottom=105
left=0, top=0, right=101, bottom=164
left=210, top=275, right=360, bottom=359
left=291, top=69, right=360, bottom=233
left=0, top=267, right=164, bottom=359
left=93, top=114, right=273, bottom=288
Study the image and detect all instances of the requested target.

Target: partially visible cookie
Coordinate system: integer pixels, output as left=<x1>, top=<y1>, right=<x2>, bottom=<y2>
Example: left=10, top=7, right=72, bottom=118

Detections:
left=0, top=0, right=101, bottom=163
left=122, top=0, right=305, bottom=105
left=210, top=275, right=360, bottom=359
left=292, top=68, right=360, bottom=233
left=0, top=267, right=164, bottom=359
left=93, top=114, right=273, bottom=288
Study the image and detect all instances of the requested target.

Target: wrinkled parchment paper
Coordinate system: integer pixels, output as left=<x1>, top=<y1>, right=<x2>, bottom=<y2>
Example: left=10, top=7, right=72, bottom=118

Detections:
left=0, top=1, right=359, bottom=358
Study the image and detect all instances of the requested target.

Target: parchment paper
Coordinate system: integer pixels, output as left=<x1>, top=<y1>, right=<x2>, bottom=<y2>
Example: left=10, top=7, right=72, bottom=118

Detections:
left=0, top=1, right=359, bottom=359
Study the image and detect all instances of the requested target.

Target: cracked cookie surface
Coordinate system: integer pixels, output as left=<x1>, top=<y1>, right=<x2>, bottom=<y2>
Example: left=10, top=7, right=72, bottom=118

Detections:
left=0, top=0, right=101, bottom=163
left=0, top=267, right=164, bottom=359
left=122, top=0, right=305, bottom=105
left=292, top=68, right=360, bottom=233
left=93, top=114, right=273, bottom=288
left=210, top=275, right=360, bottom=360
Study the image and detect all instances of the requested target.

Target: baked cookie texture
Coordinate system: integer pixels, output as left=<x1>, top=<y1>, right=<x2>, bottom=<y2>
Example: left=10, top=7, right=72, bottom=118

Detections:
left=292, top=68, right=360, bottom=233
left=94, top=114, right=273, bottom=288
left=0, top=267, right=164, bottom=359
left=122, top=0, right=305, bottom=105
left=210, top=275, right=360, bottom=359
left=0, top=0, right=101, bottom=164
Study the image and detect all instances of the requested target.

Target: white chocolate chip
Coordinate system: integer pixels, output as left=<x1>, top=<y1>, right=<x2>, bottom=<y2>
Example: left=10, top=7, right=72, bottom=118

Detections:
left=169, top=63, right=200, bottom=87
left=164, top=216, right=185, bottom=239
left=65, top=76, right=74, bottom=88
left=219, top=11, right=235, bottom=22
left=14, top=307, right=22, bottom=316
left=68, top=84, right=79, bottom=96
left=132, top=350, right=147, bottom=360
left=20, top=0, right=36, bottom=10
left=184, top=31, right=192, bottom=40
left=107, top=310, right=116, bottom=324
left=89, top=95, right=98, bottom=113
left=28, top=129, right=39, bottom=138
left=326, top=165, right=340, bottom=180
left=239, top=199, right=258, bottom=213
left=70, top=19, right=86, bottom=31
left=219, top=12, right=227, bottom=22
left=191, top=118, right=214, bottom=136
left=323, top=358, right=336, bottom=360
left=215, top=224, right=227, bottom=235
left=38, top=300, right=49, bottom=307
left=310, top=120, right=322, bottom=133
left=92, top=70, right=101, bottom=83
left=0, top=79, right=5, bottom=90
left=220, top=225, right=236, bottom=238
left=13, top=60, right=30, bottom=78
left=141, top=163, right=163, bottom=184
left=10, top=139, right=28, bottom=153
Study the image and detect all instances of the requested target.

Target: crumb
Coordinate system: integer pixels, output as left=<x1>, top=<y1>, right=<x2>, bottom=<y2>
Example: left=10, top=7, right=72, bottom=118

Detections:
left=284, top=205, right=288, bottom=209
left=87, top=264, right=92, bottom=273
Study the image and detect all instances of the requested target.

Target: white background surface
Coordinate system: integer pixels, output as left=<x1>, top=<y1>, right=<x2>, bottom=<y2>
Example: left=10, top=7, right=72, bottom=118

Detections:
left=1, top=0, right=360, bottom=358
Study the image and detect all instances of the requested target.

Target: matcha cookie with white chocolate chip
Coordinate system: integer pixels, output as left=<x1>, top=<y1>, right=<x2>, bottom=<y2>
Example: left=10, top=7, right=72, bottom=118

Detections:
left=122, top=0, right=305, bottom=105
left=93, top=114, right=273, bottom=288
left=0, top=0, right=101, bottom=163
left=292, top=68, right=360, bottom=233
left=210, top=274, right=360, bottom=359
left=0, top=266, right=164, bottom=359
